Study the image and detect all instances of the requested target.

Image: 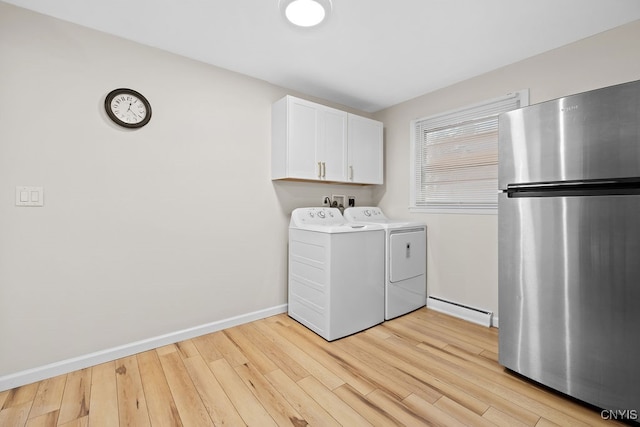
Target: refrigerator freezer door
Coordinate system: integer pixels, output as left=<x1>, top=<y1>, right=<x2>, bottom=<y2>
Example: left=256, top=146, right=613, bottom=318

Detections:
left=498, top=192, right=640, bottom=412
left=499, top=80, right=640, bottom=189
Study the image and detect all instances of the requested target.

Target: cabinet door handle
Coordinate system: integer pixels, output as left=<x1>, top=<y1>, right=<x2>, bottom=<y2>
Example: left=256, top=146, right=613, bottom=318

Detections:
left=349, top=165, right=354, bottom=181
left=322, top=162, right=326, bottom=178
left=317, top=162, right=322, bottom=178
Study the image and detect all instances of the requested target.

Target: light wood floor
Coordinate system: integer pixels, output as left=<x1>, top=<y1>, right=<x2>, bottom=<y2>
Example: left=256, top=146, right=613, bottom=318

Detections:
left=0, top=308, right=621, bottom=426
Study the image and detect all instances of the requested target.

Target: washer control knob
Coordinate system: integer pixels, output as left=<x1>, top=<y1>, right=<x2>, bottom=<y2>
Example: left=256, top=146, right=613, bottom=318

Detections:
left=364, top=209, right=371, bottom=216
left=317, top=211, right=326, bottom=218
left=308, top=211, right=315, bottom=218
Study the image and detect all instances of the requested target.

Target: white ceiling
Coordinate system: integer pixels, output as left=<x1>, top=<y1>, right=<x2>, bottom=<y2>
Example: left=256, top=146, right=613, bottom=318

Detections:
left=4, top=0, right=640, bottom=112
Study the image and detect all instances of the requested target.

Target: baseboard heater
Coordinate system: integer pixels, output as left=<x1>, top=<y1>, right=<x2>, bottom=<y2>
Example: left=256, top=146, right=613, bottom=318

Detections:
left=426, top=296, right=494, bottom=327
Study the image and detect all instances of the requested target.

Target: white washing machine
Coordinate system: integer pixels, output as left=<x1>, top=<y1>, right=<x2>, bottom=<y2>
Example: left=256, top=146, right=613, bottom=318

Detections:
left=288, top=207, right=385, bottom=341
left=344, top=207, right=426, bottom=320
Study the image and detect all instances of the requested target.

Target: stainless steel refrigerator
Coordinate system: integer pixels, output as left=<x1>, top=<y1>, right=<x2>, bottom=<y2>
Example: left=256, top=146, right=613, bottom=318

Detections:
left=498, top=80, right=640, bottom=414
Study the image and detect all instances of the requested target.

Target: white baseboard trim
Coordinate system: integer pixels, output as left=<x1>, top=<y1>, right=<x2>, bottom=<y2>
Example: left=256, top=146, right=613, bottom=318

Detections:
left=0, top=304, right=288, bottom=392
left=427, top=296, right=495, bottom=328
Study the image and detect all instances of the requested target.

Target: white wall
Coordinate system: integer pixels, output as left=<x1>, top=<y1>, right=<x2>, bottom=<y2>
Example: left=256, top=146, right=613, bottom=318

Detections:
left=373, top=20, right=640, bottom=318
left=0, top=3, right=376, bottom=383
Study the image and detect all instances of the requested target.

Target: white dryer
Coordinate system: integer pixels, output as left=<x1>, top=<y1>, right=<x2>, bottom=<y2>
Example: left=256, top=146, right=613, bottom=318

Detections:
left=288, top=207, right=385, bottom=341
left=344, top=207, right=426, bottom=320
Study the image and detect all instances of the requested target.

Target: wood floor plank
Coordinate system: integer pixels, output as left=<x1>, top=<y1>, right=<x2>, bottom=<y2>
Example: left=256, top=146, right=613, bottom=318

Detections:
left=350, top=331, right=489, bottom=415
left=183, top=355, right=246, bottom=426
left=363, top=324, right=393, bottom=340
left=414, top=335, right=615, bottom=427
left=191, top=334, right=224, bottom=363
left=412, top=309, right=500, bottom=349
left=261, top=319, right=345, bottom=390
left=25, top=409, right=58, bottom=427
left=137, top=350, right=183, bottom=427
left=383, top=334, right=543, bottom=425
left=334, top=336, right=422, bottom=401
left=340, top=335, right=442, bottom=403
left=297, top=375, right=373, bottom=427
left=376, top=321, right=450, bottom=349
left=156, top=343, right=179, bottom=356
left=1, top=383, right=39, bottom=410
left=535, top=417, right=563, bottom=427
left=264, top=369, right=340, bottom=427
left=332, top=383, right=399, bottom=426
left=234, top=362, right=306, bottom=426
left=27, top=374, right=66, bottom=420
left=88, top=361, right=118, bottom=427
left=401, top=393, right=467, bottom=427
left=400, top=334, right=612, bottom=427
left=434, top=395, right=498, bottom=427
left=239, top=322, right=310, bottom=382
left=223, top=324, right=279, bottom=374
left=282, top=321, right=378, bottom=395
left=0, top=401, right=32, bottom=427
left=414, top=309, right=500, bottom=342
left=388, top=315, right=486, bottom=354
left=482, top=406, right=533, bottom=427
left=366, top=388, right=433, bottom=426
left=208, top=358, right=277, bottom=426
left=481, top=349, right=499, bottom=362
left=58, top=415, right=89, bottom=427
left=432, top=343, right=505, bottom=375
left=0, top=390, right=9, bottom=410
left=174, top=339, right=200, bottom=360
left=115, top=356, right=151, bottom=427
left=158, top=351, right=212, bottom=426
left=209, top=330, right=248, bottom=367
left=57, top=368, right=91, bottom=426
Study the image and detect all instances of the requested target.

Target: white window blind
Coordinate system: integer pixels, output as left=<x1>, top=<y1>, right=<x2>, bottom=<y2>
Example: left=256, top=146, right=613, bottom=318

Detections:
left=410, top=90, right=528, bottom=214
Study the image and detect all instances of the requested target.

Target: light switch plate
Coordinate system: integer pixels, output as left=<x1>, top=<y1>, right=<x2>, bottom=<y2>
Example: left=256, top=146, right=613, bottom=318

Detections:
left=16, top=186, right=44, bottom=207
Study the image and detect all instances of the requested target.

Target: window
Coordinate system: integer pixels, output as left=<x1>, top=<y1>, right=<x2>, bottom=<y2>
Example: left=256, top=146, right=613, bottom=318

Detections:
left=410, top=90, right=528, bottom=214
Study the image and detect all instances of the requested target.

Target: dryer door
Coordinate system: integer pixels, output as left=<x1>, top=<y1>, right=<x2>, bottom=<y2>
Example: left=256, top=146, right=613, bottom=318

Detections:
left=389, top=229, right=426, bottom=282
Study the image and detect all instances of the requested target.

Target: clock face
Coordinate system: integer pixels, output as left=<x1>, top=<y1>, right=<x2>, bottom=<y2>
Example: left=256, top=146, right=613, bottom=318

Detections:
left=105, top=88, right=152, bottom=128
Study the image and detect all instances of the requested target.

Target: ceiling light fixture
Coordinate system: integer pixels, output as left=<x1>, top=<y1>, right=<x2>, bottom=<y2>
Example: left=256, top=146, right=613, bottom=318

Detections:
left=279, top=0, right=332, bottom=28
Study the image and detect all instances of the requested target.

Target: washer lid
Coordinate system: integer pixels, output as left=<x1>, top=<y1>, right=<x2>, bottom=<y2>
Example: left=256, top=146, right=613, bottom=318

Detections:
left=343, top=206, right=386, bottom=222
left=290, top=207, right=383, bottom=233
left=344, top=207, right=425, bottom=229
left=292, top=223, right=382, bottom=233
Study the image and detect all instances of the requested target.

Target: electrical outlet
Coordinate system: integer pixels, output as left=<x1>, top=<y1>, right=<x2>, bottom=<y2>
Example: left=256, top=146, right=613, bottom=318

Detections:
left=348, top=196, right=355, bottom=207
left=322, top=196, right=331, bottom=206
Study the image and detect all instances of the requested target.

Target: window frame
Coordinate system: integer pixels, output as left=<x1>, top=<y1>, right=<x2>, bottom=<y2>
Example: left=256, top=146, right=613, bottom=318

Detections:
left=409, top=90, right=529, bottom=215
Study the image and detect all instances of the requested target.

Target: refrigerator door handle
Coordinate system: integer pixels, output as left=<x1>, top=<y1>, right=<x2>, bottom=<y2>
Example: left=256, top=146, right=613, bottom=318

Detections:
left=506, top=178, right=640, bottom=198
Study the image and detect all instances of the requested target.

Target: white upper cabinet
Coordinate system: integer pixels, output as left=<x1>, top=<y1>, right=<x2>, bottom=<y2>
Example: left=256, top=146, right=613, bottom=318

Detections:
left=318, top=107, right=348, bottom=181
left=348, top=114, right=384, bottom=184
left=272, top=96, right=347, bottom=181
left=272, top=95, right=383, bottom=184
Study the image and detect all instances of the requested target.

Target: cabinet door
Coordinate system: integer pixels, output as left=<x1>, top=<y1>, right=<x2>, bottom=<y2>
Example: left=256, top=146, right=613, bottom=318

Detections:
left=320, top=108, right=348, bottom=181
left=348, top=114, right=383, bottom=184
left=288, top=98, right=322, bottom=180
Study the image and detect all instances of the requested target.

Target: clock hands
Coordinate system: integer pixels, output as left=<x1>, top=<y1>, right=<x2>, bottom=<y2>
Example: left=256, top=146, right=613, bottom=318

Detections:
left=125, top=102, right=143, bottom=120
